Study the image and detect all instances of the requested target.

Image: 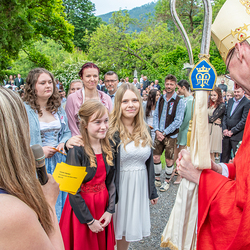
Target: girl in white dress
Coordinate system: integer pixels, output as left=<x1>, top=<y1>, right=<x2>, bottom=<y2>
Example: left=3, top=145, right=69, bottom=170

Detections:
left=109, top=83, right=159, bottom=250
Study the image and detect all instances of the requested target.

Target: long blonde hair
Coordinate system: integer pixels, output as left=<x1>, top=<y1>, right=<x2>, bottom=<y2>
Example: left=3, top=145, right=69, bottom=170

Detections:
left=78, top=99, right=113, bottom=168
left=0, top=87, right=53, bottom=234
left=109, top=83, right=152, bottom=148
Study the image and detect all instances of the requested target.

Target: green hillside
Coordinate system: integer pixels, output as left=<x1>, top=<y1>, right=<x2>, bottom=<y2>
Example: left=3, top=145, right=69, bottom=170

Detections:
left=98, top=1, right=156, bottom=32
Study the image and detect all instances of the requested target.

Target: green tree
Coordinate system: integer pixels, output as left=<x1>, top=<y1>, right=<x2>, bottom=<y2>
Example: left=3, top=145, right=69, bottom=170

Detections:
left=155, top=0, right=204, bottom=34
left=10, top=38, right=88, bottom=80
left=0, top=0, right=74, bottom=78
left=88, top=10, right=184, bottom=81
left=63, top=0, right=102, bottom=51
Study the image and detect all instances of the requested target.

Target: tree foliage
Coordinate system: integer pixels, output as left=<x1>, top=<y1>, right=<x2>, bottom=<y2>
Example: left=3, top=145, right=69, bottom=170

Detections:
left=6, top=0, right=227, bottom=88
left=87, top=1, right=226, bottom=88
left=0, top=0, right=74, bottom=77
left=10, top=38, right=87, bottom=80
left=63, top=0, right=102, bottom=51
left=155, top=0, right=204, bottom=33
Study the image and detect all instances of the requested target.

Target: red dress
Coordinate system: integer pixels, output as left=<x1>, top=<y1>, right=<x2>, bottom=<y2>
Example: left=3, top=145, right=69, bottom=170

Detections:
left=60, top=154, right=115, bottom=250
left=197, top=112, right=250, bottom=249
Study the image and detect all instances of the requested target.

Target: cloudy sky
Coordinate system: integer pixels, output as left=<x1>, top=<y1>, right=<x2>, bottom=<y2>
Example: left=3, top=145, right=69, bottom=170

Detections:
left=91, top=0, right=155, bottom=16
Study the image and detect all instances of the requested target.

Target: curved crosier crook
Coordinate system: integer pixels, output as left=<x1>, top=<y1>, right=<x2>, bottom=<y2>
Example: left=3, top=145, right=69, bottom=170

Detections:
left=161, top=2, right=213, bottom=249
left=170, top=0, right=212, bottom=61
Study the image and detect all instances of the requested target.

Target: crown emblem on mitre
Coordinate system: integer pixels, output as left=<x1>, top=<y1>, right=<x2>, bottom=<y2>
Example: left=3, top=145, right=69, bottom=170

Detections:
left=196, top=65, right=210, bottom=73
left=211, top=0, right=250, bottom=62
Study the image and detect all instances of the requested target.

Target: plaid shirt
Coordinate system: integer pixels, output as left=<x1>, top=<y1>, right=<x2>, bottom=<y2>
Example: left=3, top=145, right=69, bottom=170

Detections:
left=153, top=92, right=185, bottom=138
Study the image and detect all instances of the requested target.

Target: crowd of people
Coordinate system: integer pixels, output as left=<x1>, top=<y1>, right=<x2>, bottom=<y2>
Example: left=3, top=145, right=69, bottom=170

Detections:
left=1, top=0, right=249, bottom=248
left=1, top=60, right=249, bottom=250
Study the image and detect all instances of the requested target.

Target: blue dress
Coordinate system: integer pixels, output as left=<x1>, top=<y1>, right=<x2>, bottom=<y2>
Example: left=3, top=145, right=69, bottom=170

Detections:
left=40, top=118, right=67, bottom=221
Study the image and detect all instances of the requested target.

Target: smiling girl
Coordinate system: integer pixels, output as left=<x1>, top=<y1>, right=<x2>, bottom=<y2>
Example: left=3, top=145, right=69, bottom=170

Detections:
left=24, top=68, right=71, bottom=221
left=60, top=99, right=116, bottom=250
left=109, top=83, right=158, bottom=250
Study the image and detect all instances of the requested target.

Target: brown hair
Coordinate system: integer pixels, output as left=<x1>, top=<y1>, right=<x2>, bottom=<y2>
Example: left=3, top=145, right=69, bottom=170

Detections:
left=209, top=87, right=223, bottom=108
left=109, top=83, right=152, bottom=148
left=165, top=74, right=177, bottom=83
left=78, top=99, right=113, bottom=168
left=0, top=87, right=53, bottom=234
left=23, top=68, right=61, bottom=116
left=146, top=89, right=157, bottom=117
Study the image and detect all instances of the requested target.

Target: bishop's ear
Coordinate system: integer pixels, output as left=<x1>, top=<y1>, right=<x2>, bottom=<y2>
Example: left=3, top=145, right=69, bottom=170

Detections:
left=234, top=42, right=243, bottom=62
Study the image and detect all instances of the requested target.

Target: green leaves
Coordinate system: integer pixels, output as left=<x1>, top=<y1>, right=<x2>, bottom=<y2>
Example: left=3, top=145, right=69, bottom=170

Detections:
left=63, top=0, right=101, bottom=51
left=5, top=0, right=227, bottom=86
left=0, top=0, right=74, bottom=75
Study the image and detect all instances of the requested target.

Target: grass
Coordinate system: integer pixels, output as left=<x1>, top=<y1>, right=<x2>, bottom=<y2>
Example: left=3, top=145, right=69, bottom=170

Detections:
left=160, top=151, right=166, bottom=168
left=160, top=150, right=176, bottom=169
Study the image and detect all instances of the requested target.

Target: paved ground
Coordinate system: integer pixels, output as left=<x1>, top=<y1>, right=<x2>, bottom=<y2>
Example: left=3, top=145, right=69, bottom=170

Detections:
left=128, top=171, right=179, bottom=250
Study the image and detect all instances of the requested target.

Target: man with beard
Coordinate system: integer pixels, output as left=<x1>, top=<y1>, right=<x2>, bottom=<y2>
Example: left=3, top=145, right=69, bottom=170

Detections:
left=177, top=0, right=250, bottom=249
left=153, top=74, right=185, bottom=191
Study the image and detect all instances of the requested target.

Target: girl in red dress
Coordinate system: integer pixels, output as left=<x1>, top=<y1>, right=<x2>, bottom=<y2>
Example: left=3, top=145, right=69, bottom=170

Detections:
left=60, top=99, right=116, bottom=250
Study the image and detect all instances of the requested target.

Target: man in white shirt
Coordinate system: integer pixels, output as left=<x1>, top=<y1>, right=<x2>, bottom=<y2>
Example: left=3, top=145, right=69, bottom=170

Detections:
left=132, top=78, right=140, bottom=89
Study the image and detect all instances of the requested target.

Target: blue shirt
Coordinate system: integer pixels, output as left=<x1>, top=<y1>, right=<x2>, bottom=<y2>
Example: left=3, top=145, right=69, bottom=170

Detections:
left=230, top=96, right=244, bottom=116
left=108, top=91, right=116, bottom=108
left=153, top=92, right=185, bottom=138
left=0, top=188, right=7, bottom=194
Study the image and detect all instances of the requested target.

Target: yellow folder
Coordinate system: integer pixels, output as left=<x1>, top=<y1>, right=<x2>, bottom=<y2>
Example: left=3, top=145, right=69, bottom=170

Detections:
left=53, top=162, right=88, bottom=195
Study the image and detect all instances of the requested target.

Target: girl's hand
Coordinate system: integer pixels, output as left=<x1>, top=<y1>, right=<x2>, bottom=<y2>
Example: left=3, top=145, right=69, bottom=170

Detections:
left=42, top=146, right=57, bottom=158
left=56, top=143, right=65, bottom=153
left=99, top=211, right=112, bottom=228
left=150, top=197, right=159, bottom=205
left=65, top=135, right=84, bottom=149
left=41, top=174, right=60, bottom=208
left=88, top=220, right=104, bottom=233
left=214, top=118, right=221, bottom=125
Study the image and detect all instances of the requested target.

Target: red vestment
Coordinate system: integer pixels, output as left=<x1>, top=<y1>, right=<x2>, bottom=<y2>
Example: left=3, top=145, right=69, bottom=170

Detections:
left=197, top=112, right=250, bottom=250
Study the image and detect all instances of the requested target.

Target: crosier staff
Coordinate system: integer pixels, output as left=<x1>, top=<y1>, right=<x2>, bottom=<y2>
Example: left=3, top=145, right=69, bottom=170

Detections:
left=161, top=0, right=216, bottom=249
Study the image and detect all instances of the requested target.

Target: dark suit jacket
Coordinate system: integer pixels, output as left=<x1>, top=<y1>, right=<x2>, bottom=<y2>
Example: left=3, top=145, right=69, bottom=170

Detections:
left=14, top=78, right=24, bottom=88
left=222, top=96, right=250, bottom=141
left=143, top=80, right=150, bottom=90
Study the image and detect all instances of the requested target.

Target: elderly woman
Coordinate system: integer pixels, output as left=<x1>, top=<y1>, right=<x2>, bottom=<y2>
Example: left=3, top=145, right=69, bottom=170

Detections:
left=23, top=68, right=71, bottom=221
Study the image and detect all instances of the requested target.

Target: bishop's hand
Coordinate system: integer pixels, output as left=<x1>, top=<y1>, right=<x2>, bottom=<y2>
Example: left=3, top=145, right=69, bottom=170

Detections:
left=176, top=149, right=202, bottom=185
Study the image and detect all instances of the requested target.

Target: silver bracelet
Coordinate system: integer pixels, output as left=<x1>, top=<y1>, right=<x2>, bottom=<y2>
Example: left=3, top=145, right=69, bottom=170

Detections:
left=87, top=219, right=95, bottom=226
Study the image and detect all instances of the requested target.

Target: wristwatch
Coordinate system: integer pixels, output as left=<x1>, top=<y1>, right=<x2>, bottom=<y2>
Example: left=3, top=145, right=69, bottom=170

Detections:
left=162, top=132, right=166, bottom=137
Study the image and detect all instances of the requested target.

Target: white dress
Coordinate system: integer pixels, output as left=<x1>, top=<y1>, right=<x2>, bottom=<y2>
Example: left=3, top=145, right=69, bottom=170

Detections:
left=113, top=141, right=151, bottom=242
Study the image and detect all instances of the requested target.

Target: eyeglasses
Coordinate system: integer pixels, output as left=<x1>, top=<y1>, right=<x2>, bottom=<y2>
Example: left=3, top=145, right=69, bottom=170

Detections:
left=104, top=80, right=118, bottom=83
left=224, top=48, right=235, bottom=79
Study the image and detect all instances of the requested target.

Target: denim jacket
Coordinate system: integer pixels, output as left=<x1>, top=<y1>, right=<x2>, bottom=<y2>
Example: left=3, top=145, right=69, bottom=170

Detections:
left=24, top=103, right=71, bottom=146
